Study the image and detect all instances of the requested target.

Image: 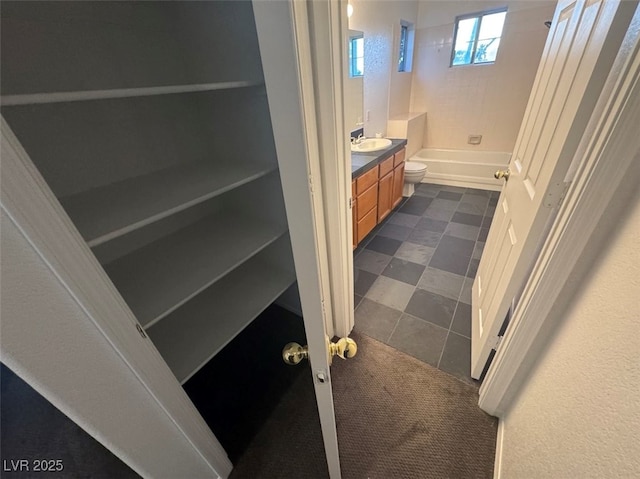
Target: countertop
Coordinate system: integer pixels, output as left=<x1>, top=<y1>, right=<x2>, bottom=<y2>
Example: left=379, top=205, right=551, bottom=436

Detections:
left=351, top=138, right=408, bottom=179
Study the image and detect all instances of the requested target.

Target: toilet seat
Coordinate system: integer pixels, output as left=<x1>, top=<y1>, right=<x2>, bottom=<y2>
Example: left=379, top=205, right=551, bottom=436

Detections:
left=404, top=161, right=427, bottom=173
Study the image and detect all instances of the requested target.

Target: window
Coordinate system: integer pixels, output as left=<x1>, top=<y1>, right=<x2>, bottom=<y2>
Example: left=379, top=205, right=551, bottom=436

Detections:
left=451, top=9, right=507, bottom=66
left=399, top=24, right=409, bottom=71
left=398, top=20, right=414, bottom=72
left=349, top=34, right=364, bottom=77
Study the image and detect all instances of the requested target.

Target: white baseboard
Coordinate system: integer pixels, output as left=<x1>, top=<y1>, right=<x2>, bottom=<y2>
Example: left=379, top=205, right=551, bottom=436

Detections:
left=420, top=177, right=502, bottom=192
left=494, top=418, right=505, bottom=479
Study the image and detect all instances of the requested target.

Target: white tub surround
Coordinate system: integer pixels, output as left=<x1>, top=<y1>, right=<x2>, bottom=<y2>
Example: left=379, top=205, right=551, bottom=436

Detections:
left=410, top=148, right=510, bottom=191
left=387, top=112, right=426, bottom=158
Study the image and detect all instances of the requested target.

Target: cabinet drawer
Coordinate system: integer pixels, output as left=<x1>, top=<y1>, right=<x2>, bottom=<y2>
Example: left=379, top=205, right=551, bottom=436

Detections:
left=357, top=206, right=377, bottom=243
left=394, top=148, right=406, bottom=167
left=379, top=155, right=394, bottom=178
left=356, top=166, right=378, bottom=195
left=357, top=183, right=377, bottom=221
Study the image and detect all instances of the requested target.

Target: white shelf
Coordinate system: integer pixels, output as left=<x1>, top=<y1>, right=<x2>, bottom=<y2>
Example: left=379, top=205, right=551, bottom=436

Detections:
left=147, top=256, right=296, bottom=384
left=59, top=161, right=277, bottom=247
left=104, top=213, right=287, bottom=328
left=1, top=81, right=263, bottom=106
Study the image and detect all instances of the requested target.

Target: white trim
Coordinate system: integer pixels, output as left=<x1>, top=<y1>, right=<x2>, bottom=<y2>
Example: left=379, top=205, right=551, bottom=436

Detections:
left=419, top=176, right=502, bottom=191
left=1, top=81, right=261, bottom=105
left=1, top=118, right=231, bottom=478
left=287, top=0, right=336, bottom=339
left=479, top=9, right=640, bottom=416
left=252, top=2, right=342, bottom=477
left=305, top=0, right=355, bottom=338
left=493, top=419, right=505, bottom=479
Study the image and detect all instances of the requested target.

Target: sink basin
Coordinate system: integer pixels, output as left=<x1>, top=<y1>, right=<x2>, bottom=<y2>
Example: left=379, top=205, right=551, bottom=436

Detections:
left=351, top=138, right=392, bottom=153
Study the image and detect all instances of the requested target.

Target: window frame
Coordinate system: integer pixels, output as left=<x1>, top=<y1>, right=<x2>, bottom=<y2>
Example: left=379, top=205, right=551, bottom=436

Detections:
left=450, top=7, right=507, bottom=67
left=398, top=24, right=409, bottom=72
left=349, top=34, right=364, bottom=78
left=397, top=20, right=414, bottom=73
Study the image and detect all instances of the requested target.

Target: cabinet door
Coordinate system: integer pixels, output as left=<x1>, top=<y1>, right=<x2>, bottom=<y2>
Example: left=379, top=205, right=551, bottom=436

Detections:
left=392, top=162, right=405, bottom=209
left=377, top=172, right=393, bottom=222
left=357, top=183, right=377, bottom=221
left=379, top=155, right=394, bottom=178
left=357, top=206, right=378, bottom=243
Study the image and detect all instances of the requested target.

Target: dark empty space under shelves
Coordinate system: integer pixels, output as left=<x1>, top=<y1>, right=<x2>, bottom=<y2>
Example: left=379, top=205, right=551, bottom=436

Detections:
left=183, top=304, right=310, bottom=464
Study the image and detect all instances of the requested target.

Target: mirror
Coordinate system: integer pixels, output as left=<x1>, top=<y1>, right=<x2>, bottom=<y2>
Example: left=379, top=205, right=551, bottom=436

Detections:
left=346, top=30, right=364, bottom=134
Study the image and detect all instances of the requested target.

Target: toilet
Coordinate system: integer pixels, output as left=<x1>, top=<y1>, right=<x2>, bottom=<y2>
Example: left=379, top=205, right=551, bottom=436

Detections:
left=403, top=161, right=427, bottom=197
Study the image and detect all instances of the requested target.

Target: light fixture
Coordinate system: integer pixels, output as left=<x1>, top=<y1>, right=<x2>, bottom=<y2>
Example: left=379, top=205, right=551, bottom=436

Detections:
left=347, top=3, right=353, bottom=18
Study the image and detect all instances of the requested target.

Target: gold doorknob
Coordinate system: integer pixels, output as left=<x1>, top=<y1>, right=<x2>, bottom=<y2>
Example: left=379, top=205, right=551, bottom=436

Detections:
left=494, top=169, right=510, bottom=180
left=282, top=337, right=358, bottom=365
left=282, top=342, right=309, bottom=365
left=329, top=337, right=358, bottom=360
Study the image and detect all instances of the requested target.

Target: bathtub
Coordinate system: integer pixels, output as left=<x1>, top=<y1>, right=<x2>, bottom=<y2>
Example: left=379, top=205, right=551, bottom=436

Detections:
left=409, top=148, right=511, bottom=191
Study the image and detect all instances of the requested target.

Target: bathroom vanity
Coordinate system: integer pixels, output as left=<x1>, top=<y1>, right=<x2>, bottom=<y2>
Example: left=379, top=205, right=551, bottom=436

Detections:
left=351, top=140, right=407, bottom=248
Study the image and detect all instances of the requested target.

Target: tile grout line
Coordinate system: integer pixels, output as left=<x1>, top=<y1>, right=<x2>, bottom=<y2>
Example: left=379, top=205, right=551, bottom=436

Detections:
left=439, top=189, right=495, bottom=367
left=386, top=312, right=403, bottom=343
left=422, top=189, right=461, bottom=371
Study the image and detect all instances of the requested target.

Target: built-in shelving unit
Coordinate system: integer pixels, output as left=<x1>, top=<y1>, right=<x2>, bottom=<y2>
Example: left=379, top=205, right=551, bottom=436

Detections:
left=1, top=1, right=298, bottom=385
left=60, top=160, right=278, bottom=247
left=105, top=208, right=288, bottom=328
left=148, top=236, right=296, bottom=384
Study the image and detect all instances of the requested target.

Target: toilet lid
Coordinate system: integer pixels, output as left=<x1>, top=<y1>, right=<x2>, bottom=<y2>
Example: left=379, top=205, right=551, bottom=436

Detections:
left=405, top=161, right=427, bottom=172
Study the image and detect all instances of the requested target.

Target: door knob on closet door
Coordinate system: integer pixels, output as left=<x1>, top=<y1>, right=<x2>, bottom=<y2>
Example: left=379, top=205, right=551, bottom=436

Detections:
left=494, top=168, right=510, bottom=180
left=282, top=342, right=309, bottom=365
left=282, top=337, right=358, bottom=365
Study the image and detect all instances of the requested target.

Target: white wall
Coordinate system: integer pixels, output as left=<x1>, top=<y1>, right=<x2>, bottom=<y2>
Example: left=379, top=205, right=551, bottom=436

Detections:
left=348, top=0, right=419, bottom=137
left=411, top=1, right=556, bottom=151
left=497, top=195, right=640, bottom=477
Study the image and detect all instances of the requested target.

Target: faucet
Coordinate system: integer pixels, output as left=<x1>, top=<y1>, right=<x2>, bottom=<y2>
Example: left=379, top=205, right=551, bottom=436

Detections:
left=351, top=133, right=364, bottom=145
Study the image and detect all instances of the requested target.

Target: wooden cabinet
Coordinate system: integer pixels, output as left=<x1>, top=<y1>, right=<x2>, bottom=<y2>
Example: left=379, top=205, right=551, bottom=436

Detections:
left=357, top=205, right=378, bottom=243
left=355, top=166, right=379, bottom=242
left=377, top=155, right=394, bottom=222
left=356, top=166, right=378, bottom=194
left=352, top=147, right=406, bottom=247
left=392, top=161, right=405, bottom=209
left=379, top=154, right=394, bottom=178
left=357, top=183, right=378, bottom=220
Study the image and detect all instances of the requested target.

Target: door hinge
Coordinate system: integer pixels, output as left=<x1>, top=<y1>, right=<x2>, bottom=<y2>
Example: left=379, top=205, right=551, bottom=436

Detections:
left=493, top=335, right=503, bottom=351
left=348, top=197, right=353, bottom=209
left=544, top=181, right=569, bottom=208
left=308, top=174, right=314, bottom=194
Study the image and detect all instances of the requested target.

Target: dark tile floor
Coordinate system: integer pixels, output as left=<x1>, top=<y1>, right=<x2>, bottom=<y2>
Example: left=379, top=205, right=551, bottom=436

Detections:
left=353, top=183, right=499, bottom=387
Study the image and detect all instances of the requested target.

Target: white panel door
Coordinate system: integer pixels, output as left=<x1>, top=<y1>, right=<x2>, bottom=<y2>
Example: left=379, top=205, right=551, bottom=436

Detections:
left=471, top=0, right=637, bottom=378
left=253, top=1, right=342, bottom=477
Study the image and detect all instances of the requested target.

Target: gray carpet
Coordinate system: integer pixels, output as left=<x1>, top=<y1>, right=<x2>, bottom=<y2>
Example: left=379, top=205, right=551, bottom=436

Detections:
left=332, top=332, right=497, bottom=478
left=0, top=363, right=139, bottom=478
left=231, top=332, right=497, bottom=478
